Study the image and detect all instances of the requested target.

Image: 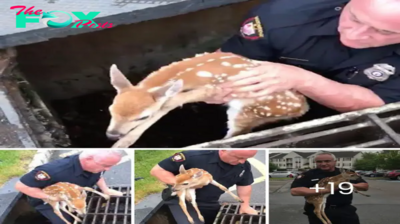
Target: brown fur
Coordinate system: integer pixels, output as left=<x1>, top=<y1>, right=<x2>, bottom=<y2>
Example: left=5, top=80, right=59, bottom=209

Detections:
left=106, top=52, right=309, bottom=148
left=42, top=182, right=111, bottom=224
left=172, top=165, right=244, bottom=224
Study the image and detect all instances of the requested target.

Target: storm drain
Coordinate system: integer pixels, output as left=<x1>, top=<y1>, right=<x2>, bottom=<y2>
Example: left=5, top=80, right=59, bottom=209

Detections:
left=81, top=185, right=131, bottom=224
left=213, top=203, right=266, bottom=224
left=187, top=103, right=400, bottom=148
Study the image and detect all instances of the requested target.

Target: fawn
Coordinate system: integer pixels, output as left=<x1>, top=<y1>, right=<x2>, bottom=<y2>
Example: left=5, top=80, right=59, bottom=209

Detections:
left=42, top=182, right=111, bottom=224
left=105, top=51, right=309, bottom=148
left=170, top=165, right=244, bottom=224
left=305, top=169, right=370, bottom=224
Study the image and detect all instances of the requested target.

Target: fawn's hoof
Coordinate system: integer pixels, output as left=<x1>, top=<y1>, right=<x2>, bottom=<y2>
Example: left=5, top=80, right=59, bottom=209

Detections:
left=199, top=215, right=205, bottom=222
left=188, top=218, right=194, bottom=224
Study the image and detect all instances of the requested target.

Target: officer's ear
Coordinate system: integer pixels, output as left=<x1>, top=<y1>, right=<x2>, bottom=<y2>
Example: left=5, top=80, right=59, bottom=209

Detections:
left=179, top=165, right=187, bottom=174
left=192, top=170, right=203, bottom=179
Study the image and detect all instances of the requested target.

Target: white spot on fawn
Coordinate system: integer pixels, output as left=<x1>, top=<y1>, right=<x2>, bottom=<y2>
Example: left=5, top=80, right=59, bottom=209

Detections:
left=197, top=71, right=213, bottom=77
left=222, top=62, right=231, bottom=66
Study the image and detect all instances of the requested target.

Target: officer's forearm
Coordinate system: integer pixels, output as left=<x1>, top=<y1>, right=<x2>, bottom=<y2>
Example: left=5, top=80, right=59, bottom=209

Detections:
left=15, top=181, right=51, bottom=200
left=96, top=177, right=109, bottom=192
left=150, top=165, right=176, bottom=185
left=236, top=185, right=252, bottom=206
left=291, top=187, right=330, bottom=196
left=353, top=183, right=369, bottom=191
left=296, top=69, right=385, bottom=112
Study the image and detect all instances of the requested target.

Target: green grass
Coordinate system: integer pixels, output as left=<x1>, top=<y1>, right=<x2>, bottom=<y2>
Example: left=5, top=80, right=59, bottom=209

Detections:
left=134, top=149, right=182, bottom=204
left=0, top=150, right=37, bottom=187
left=269, top=177, right=294, bottom=181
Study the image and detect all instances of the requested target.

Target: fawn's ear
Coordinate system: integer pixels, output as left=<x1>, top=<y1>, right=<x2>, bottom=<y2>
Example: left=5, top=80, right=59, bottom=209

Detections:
left=192, top=170, right=203, bottom=179
left=149, top=79, right=183, bottom=101
left=81, top=190, right=87, bottom=198
left=110, top=64, right=133, bottom=93
left=179, top=164, right=187, bottom=174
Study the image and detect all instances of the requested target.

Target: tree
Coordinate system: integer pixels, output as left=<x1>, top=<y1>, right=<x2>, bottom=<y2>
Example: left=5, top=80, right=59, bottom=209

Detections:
left=270, top=162, right=279, bottom=171
left=353, top=151, right=400, bottom=170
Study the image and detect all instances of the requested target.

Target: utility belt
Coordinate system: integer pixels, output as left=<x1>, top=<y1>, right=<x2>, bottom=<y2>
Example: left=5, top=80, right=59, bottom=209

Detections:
left=305, top=202, right=350, bottom=210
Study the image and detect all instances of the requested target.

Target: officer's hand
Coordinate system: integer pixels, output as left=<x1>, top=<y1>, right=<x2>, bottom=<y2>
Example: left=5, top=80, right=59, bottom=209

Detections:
left=239, top=205, right=258, bottom=215
left=204, top=87, right=232, bottom=104
left=218, top=62, right=304, bottom=100
left=105, top=188, right=125, bottom=196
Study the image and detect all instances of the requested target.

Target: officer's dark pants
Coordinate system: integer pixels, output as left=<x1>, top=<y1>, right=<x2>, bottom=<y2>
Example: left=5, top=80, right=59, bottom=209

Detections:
left=303, top=204, right=360, bottom=224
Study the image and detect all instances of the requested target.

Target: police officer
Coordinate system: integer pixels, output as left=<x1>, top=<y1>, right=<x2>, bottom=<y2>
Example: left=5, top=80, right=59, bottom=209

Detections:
left=150, top=150, right=258, bottom=224
left=290, top=152, right=369, bottom=224
left=14, top=150, right=125, bottom=224
left=206, top=0, right=400, bottom=123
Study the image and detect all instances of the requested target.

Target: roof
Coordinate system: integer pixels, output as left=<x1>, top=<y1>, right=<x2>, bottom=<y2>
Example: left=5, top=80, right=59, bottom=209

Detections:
left=292, top=151, right=315, bottom=158
left=269, top=153, right=287, bottom=159
left=0, top=0, right=250, bottom=49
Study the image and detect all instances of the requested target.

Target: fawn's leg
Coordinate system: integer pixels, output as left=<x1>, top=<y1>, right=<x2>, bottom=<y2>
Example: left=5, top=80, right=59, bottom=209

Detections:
left=210, top=180, right=243, bottom=203
left=312, top=200, right=328, bottom=224
left=320, top=197, right=332, bottom=224
left=81, top=187, right=111, bottom=200
left=177, top=191, right=194, bottom=224
left=49, top=201, right=72, bottom=224
left=225, top=100, right=284, bottom=139
left=59, top=201, right=82, bottom=223
left=187, top=189, right=204, bottom=223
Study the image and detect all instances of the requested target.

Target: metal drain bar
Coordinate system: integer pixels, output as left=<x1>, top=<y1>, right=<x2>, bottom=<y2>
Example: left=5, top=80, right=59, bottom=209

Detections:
left=213, top=203, right=266, bottom=224
left=186, top=103, right=400, bottom=148
left=82, top=185, right=131, bottom=224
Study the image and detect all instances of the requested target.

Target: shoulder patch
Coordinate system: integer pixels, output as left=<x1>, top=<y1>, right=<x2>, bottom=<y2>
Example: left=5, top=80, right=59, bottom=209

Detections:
left=172, top=153, right=185, bottom=162
left=35, top=171, right=50, bottom=181
left=240, top=16, right=264, bottom=40
left=296, top=174, right=303, bottom=179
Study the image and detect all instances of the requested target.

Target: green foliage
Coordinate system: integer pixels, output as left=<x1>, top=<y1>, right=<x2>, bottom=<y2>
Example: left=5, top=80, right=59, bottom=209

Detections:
left=354, top=150, right=400, bottom=170
left=269, top=162, right=279, bottom=171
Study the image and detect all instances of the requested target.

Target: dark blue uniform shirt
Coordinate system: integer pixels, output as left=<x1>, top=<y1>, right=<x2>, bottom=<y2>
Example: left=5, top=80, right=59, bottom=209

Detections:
left=221, top=0, right=400, bottom=119
left=158, top=150, right=254, bottom=203
left=19, top=154, right=103, bottom=210
left=290, top=168, right=367, bottom=206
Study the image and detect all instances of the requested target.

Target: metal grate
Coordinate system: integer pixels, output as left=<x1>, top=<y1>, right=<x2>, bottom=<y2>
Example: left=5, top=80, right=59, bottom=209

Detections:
left=81, top=185, right=131, bottom=224
left=213, top=203, right=266, bottom=224
left=186, top=103, right=400, bottom=148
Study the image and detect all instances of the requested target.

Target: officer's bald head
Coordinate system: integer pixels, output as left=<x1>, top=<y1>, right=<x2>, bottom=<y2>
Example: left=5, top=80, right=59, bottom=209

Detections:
left=338, top=0, right=400, bottom=48
left=219, top=150, right=257, bottom=165
left=80, top=150, right=124, bottom=173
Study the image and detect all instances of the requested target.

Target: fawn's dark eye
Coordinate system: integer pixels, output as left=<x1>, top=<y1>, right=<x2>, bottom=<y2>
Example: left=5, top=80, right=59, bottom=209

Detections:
left=182, top=183, right=189, bottom=185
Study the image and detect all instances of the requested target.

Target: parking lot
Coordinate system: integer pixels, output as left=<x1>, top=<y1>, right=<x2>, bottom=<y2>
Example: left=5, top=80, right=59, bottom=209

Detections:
left=269, top=177, right=400, bottom=224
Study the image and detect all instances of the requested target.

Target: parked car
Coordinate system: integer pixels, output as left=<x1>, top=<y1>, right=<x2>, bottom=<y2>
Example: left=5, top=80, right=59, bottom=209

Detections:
left=269, top=171, right=298, bottom=178
left=364, top=171, right=386, bottom=177
left=386, top=170, right=400, bottom=180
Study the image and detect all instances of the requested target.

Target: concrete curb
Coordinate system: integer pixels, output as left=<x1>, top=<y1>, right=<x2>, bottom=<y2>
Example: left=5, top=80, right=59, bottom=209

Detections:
left=28, top=149, right=55, bottom=171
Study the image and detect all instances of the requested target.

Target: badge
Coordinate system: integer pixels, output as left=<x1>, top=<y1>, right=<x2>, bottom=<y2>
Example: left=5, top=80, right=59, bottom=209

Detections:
left=297, top=175, right=302, bottom=179
left=364, top=63, right=395, bottom=82
left=35, top=171, right=50, bottom=181
left=240, top=16, right=264, bottom=40
left=239, top=170, right=245, bottom=177
left=172, top=153, right=185, bottom=162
